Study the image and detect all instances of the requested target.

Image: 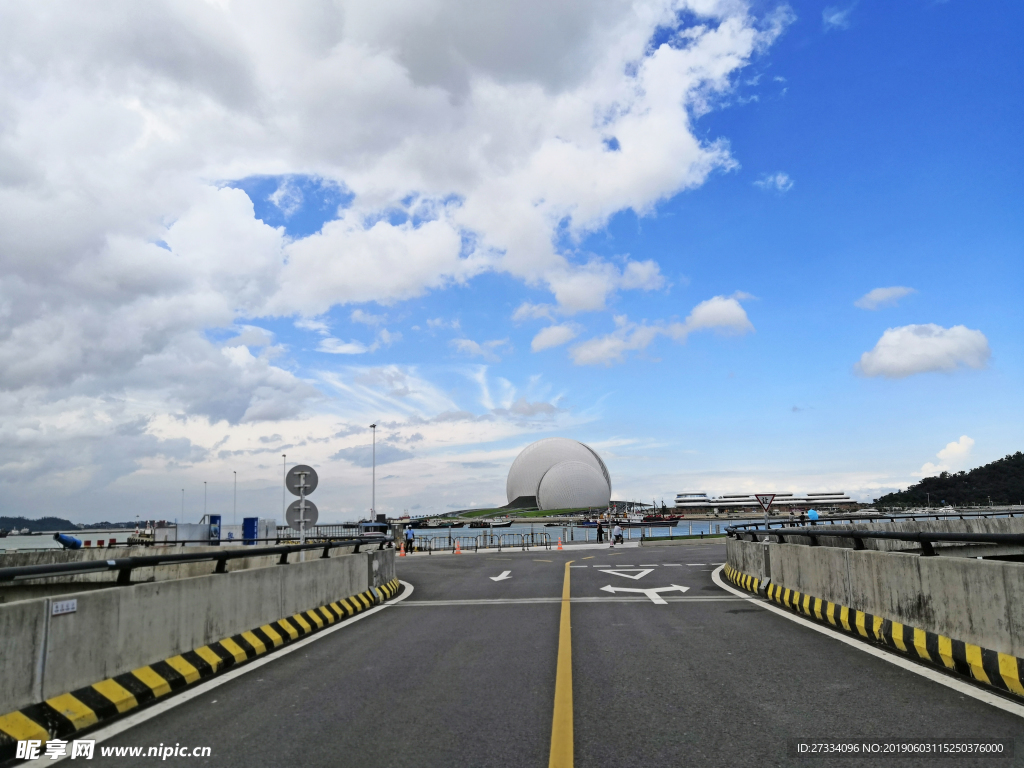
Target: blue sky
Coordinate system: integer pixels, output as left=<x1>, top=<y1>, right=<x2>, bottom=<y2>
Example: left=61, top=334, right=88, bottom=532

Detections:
left=1, top=0, right=1020, bottom=521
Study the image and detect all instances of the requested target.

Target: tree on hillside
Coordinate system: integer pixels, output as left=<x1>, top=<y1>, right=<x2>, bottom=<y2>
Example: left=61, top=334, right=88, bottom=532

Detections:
left=874, top=452, right=1024, bottom=507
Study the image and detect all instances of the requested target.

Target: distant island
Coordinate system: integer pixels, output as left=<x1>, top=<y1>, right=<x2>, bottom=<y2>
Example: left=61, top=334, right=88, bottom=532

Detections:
left=874, top=451, right=1023, bottom=507
left=0, top=517, right=140, bottom=533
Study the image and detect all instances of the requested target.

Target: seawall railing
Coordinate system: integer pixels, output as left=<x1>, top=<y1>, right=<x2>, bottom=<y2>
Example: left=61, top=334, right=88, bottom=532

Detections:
left=0, top=536, right=392, bottom=585
left=410, top=532, right=552, bottom=553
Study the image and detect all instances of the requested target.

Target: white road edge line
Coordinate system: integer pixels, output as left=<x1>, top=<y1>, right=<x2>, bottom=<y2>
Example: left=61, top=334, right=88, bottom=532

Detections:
left=25, top=580, right=416, bottom=767
left=711, top=566, right=1024, bottom=720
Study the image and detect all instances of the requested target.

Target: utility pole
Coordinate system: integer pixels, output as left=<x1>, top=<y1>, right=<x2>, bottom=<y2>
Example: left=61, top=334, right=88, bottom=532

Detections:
left=369, top=424, right=377, bottom=519
left=282, top=454, right=287, bottom=524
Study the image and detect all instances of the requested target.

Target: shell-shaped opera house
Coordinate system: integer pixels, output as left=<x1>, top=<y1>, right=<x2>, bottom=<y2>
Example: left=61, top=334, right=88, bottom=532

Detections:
left=506, top=438, right=612, bottom=511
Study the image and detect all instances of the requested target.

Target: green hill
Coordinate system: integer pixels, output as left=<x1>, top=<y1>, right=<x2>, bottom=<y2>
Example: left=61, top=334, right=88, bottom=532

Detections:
left=874, top=452, right=1024, bottom=507
left=1, top=517, right=140, bottom=533
left=1, top=516, right=76, bottom=532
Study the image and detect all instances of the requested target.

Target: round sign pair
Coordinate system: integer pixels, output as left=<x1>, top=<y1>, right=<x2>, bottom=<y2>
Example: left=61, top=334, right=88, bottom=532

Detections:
left=286, top=499, right=319, bottom=529
left=286, top=465, right=318, bottom=496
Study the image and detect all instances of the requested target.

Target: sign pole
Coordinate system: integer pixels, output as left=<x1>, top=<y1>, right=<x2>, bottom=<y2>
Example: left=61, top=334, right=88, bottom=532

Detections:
left=299, top=470, right=307, bottom=562
left=755, top=493, right=776, bottom=535
left=755, top=493, right=776, bottom=592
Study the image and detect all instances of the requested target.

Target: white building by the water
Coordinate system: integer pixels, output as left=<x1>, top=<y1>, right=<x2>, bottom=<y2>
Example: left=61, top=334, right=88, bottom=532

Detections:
left=675, top=491, right=857, bottom=512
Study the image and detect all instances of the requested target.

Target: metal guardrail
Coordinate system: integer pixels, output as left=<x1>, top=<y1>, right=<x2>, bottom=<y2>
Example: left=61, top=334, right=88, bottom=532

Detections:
left=728, top=525, right=1024, bottom=557
left=727, top=508, right=1022, bottom=533
left=0, top=536, right=392, bottom=584
left=410, top=532, right=552, bottom=554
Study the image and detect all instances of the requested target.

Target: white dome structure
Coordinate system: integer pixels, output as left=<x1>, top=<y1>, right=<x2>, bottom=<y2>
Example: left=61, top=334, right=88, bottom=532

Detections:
left=506, top=438, right=611, bottom=511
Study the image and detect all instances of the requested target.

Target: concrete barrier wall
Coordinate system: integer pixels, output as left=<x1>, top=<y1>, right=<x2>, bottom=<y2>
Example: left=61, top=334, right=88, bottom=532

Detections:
left=0, top=549, right=394, bottom=714
left=726, top=537, right=1024, bottom=657
left=370, top=548, right=395, bottom=587
left=0, top=543, right=364, bottom=603
left=0, top=599, right=48, bottom=713
left=762, top=516, right=1024, bottom=554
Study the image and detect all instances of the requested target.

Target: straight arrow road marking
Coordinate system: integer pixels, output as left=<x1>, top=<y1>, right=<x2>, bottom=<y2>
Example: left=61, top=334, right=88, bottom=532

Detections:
left=490, top=571, right=512, bottom=581
left=597, top=568, right=653, bottom=580
left=599, top=584, right=690, bottom=604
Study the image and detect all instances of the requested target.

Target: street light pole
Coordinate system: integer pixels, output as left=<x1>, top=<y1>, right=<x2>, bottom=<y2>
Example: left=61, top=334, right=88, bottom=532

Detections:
left=233, top=470, right=237, bottom=526
left=282, top=454, right=287, bottom=524
left=204, top=481, right=207, bottom=521
left=181, top=489, right=184, bottom=521
left=369, top=424, right=377, bottom=519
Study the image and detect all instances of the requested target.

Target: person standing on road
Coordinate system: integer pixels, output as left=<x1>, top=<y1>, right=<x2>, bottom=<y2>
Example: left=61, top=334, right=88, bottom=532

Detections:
left=404, top=526, right=415, bottom=553
left=597, top=522, right=605, bottom=543
left=612, top=523, right=623, bottom=546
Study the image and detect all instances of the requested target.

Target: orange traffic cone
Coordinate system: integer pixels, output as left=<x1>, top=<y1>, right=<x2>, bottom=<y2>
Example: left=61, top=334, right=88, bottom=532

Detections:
left=557, top=537, right=563, bottom=550
left=454, top=540, right=462, bottom=554
left=399, top=543, right=406, bottom=557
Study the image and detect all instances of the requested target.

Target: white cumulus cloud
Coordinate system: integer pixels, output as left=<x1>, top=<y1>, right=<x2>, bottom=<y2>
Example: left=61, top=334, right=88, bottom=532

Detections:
left=318, top=328, right=400, bottom=355
left=854, top=286, right=915, bottom=310
left=668, top=294, right=755, bottom=339
left=532, top=324, right=582, bottom=352
left=822, top=5, right=853, bottom=31
left=753, top=172, right=794, bottom=192
left=570, top=316, right=661, bottom=366
left=570, top=293, right=754, bottom=365
left=450, top=338, right=511, bottom=363
left=857, top=324, right=991, bottom=378
left=0, top=0, right=791, bottom=512
left=920, top=435, right=975, bottom=476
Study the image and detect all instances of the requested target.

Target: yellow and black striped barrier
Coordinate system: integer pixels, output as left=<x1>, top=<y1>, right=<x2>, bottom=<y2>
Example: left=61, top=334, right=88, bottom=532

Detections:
left=723, top=563, right=1024, bottom=699
left=0, top=579, right=401, bottom=760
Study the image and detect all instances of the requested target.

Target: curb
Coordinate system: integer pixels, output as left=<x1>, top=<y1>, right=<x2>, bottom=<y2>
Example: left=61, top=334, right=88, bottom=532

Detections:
left=722, top=564, right=1024, bottom=700
left=0, top=578, right=401, bottom=761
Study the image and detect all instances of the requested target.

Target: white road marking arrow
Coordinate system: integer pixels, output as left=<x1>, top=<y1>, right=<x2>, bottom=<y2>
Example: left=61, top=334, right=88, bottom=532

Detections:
left=597, top=568, right=654, bottom=580
left=599, top=584, right=690, bottom=604
left=490, top=571, right=512, bottom=581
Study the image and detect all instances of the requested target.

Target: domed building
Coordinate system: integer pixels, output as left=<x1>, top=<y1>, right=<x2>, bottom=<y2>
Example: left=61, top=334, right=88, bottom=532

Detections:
left=506, top=438, right=612, bottom=511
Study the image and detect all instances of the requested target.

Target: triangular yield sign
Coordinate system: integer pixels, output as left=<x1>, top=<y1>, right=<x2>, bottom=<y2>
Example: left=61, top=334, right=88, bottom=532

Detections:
left=597, top=568, right=654, bottom=580
left=755, top=494, right=775, bottom=512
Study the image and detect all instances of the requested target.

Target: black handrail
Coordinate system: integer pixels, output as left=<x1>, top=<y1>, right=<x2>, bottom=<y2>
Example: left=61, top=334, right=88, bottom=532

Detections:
left=0, top=536, right=392, bottom=583
left=729, top=526, right=1024, bottom=556
left=727, top=507, right=1019, bottom=533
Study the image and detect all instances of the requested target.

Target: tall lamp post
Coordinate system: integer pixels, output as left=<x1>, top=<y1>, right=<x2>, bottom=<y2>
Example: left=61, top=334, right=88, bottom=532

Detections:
left=233, top=470, right=237, bottom=526
left=203, top=481, right=207, bottom=521
left=282, top=454, right=287, bottom=524
left=369, top=424, right=377, bottom=519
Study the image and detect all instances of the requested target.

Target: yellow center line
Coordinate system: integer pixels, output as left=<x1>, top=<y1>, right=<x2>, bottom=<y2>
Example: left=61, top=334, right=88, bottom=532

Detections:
left=549, top=560, right=574, bottom=768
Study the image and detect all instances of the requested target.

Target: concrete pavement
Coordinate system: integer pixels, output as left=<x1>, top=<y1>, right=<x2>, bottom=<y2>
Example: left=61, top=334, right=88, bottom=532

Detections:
left=70, top=541, right=1024, bottom=767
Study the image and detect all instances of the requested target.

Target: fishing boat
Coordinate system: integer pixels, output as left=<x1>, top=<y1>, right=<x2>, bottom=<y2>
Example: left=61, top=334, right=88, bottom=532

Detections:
left=410, top=519, right=465, bottom=529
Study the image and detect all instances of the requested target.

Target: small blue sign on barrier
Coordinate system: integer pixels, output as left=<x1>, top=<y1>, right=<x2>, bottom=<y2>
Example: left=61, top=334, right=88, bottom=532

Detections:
left=209, top=515, right=221, bottom=546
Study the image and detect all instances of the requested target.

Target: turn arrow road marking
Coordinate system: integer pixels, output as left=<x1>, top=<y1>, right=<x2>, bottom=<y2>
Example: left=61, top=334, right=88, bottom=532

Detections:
left=490, top=571, right=512, bottom=581
left=599, top=584, right=690, bottom=604
left=597, top=568, right=653, bottom=580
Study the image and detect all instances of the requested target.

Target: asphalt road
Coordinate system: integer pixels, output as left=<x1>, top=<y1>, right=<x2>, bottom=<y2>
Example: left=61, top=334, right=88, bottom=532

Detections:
left=82, top=541, right=1024, bottom=767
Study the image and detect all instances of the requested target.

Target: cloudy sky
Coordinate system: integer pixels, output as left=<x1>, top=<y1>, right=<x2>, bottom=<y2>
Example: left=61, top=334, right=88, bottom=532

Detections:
left=1, top=0, right=1020, bottom=523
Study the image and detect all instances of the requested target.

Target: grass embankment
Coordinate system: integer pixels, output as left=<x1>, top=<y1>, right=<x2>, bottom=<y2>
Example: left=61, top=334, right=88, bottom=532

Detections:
left=509, top=508, right=592, bottom=518
left=455, top=507, right=591, bottom=519
left=457, top=509, right=505, bottom=519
